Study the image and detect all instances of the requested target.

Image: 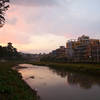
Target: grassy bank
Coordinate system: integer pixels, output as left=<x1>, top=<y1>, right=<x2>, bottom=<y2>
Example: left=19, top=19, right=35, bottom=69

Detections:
left=30, top=62, right=100, bottom=76
left=0, top=61, right=38, bottom=100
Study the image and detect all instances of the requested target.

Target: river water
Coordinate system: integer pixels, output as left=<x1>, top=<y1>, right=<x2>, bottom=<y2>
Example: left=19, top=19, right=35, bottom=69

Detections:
left=17, top=64, right=100, bottom=100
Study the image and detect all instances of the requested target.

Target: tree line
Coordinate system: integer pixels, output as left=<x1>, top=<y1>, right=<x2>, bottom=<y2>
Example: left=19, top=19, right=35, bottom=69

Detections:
left=0, top=42, right=21, bottom=59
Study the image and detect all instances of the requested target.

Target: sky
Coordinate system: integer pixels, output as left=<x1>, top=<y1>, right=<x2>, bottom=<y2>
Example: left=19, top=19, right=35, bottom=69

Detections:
left=0, top=0, right=100, bottom=53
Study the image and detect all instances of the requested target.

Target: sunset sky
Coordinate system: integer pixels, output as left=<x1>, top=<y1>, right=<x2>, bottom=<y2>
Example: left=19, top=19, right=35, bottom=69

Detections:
left=0, top=0, right=100, bottom=53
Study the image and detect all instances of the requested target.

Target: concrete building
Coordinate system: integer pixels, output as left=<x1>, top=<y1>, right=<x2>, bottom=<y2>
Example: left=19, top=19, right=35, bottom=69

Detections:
left=51, top=46, right=67, bottom=57
left=66, top=35, right=100, bottom=62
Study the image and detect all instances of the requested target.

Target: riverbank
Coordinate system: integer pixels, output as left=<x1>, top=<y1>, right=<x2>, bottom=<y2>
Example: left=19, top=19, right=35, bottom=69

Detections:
left=30, top=62, right=100, bottom=76
left=0, top=61, right=39, bottom=100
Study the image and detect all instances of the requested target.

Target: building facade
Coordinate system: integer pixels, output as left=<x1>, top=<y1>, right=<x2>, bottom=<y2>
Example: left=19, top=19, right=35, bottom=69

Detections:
left=66, top=35, right=100, bottom=62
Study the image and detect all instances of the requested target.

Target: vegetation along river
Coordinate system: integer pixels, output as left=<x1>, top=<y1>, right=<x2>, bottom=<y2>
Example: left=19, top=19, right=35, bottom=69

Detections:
left=17, top=64, right=100, bottom=100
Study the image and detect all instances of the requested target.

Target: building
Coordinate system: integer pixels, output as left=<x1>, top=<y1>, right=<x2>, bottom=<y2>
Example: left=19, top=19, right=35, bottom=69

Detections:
left=51, top=46, right=67, bottom=57
left=66, top=35, right=100, bottom=62
left=41, top=35, right=100, bottom=63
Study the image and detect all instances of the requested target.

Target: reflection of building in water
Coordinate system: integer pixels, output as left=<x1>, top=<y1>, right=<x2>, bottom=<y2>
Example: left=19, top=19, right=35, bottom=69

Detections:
left=52, top=69, right=67, bottom=78
left=51, top=68, right=100, bottom=89
left=67, top=72, right=100, bottom=89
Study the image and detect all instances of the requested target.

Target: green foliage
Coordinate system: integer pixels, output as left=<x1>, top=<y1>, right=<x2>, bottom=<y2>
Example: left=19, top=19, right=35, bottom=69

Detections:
left=40, top=55, right=68, bottom=63
left=0, top=61, right=38, bottom=100
left=31, top=62, right=100, bottom=76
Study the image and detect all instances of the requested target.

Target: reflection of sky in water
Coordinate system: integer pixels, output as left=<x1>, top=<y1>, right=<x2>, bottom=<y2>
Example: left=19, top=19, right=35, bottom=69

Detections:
left=18, top=64, right=100, bottom=100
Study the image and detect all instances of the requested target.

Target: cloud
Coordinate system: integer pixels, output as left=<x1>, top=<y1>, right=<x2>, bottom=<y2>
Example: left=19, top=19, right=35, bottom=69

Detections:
left=11, top=0, right=61, bottom=6
left=10, top=0, right=72, bottom=7
left=8, top=17, right=17, bottom=25
left=1, top=0, right=100, bottom=53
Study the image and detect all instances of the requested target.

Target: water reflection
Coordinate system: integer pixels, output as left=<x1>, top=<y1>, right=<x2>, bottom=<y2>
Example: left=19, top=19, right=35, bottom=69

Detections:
left=50, top=68, right=100, bottom=89
left=18, top=64, right=100, bottom=100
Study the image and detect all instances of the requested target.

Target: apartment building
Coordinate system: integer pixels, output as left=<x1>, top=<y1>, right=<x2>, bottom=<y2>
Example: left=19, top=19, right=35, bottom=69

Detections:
left=66, top=35, right=100, bottom=62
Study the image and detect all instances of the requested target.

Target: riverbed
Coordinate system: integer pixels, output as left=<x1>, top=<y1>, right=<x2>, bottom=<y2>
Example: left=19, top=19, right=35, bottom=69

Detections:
left=17, top=64, right=100, bottom=100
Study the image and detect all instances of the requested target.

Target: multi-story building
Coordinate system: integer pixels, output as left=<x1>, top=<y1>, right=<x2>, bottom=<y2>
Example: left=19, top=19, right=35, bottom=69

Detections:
left=66, top=35, right=100, bottom=62
left=43, top=35, right=100, bottom=63
left=51, top=46, right=67, bottom=57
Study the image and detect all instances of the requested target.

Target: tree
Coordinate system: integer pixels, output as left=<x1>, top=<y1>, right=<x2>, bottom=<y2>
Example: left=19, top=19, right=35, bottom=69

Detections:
left=0, top=0, right=10, bottom=27
left=7, top=42, right=15, bottom=57
left=0, top=43, right=21, bottom=59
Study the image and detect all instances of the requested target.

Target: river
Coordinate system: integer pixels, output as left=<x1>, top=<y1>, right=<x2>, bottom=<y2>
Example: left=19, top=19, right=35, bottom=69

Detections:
left=17, top=64, right=100, bottom=100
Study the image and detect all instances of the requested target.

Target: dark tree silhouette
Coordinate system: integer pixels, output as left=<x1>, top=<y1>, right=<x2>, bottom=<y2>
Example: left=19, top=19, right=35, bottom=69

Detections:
left=0, top=0, right=10, bottom=27
left=0, top=43, right=21, bottom=59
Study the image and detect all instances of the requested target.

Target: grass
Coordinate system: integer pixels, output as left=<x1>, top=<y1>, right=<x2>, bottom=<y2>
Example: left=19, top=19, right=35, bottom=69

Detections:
left=0, top=61, right=39, bottom=100
left=30, top=62, right=100, bottom=76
